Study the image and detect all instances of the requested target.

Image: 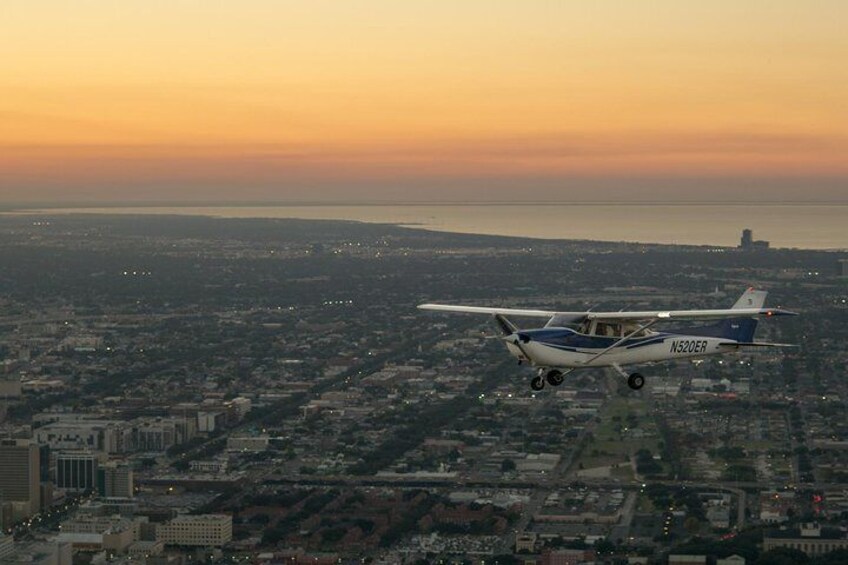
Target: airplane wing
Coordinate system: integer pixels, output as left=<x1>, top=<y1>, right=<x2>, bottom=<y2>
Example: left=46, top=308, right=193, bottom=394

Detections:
left=585, top=307, right=797, bottom=321
left=418, top=304, right=796, bottom=320
left=418, top=304, right=566, bottom=318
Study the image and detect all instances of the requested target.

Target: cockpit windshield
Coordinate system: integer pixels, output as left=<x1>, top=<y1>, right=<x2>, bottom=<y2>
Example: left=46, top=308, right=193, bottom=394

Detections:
left=621, top=322, right=651, bottom=338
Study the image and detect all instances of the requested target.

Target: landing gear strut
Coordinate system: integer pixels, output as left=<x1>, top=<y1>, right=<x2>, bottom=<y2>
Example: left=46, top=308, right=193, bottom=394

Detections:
left=531, top=368, right=566, bottom=391
left=613, top=364, right=646, bottom=391
left=627, top=372, right=645, bottom=390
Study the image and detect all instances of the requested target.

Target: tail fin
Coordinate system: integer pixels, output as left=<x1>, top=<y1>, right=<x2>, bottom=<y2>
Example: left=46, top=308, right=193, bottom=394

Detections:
left=720, top=289, right=766, bottom=341
left=689, top=289, right=766, bottom=341
left=732, top=288, right=767, bottom=310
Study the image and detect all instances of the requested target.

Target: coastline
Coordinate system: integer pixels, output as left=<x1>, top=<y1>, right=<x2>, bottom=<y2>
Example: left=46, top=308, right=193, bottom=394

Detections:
left=3, top=204, right=847, bottom=251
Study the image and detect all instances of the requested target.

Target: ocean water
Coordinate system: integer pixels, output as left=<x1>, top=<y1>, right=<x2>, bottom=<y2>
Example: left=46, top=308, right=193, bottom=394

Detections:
left=17, top=203, right=848, bottom=250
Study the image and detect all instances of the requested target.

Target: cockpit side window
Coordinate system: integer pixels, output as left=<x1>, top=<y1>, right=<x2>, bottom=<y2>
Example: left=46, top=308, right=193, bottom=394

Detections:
left=579, top=321, right=651, bottom=337
left=594, top=322, right=621, bottom=337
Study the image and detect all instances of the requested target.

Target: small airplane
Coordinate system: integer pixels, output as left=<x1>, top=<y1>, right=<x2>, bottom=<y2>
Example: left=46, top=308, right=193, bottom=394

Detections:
left=419, top=288, right=797, bottom=391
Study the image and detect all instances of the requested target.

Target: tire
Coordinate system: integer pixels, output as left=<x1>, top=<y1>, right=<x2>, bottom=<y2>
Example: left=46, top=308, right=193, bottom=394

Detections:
left=530, top=376, right=545, bottom=391
left=627, top=373, right=645, bottom=390
left=546, top=370, right=564, bottom=386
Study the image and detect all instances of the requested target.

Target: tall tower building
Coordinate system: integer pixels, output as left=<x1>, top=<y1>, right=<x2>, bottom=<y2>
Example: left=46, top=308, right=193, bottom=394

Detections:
left=740, top=228, right=753, bottom=249
left=0, top=439, right=41, bottom=527
left=98, top=462, right=134, bottom=498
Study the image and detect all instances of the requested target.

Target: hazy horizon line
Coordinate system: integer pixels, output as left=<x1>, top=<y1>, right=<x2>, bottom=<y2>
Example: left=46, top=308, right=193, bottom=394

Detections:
left=4, top=199, right=848, bottom=210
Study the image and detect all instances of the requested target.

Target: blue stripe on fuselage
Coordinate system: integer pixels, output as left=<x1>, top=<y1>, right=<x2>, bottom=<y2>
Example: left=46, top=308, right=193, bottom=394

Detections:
left=520, top=327, right=670, bottom=351
left=625, top=336, right=669, bottom=349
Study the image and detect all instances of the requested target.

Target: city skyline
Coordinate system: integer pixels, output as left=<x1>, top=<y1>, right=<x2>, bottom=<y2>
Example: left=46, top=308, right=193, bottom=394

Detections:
left=2, top=1, right=847, bottom=203
left=0, top=213, right=844, bottom=563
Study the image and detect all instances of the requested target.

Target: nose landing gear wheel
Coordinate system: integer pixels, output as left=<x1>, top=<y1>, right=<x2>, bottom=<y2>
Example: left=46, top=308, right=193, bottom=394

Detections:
left=627, top=372, right=645, bottom=390
left=530, top=376, right=545, bottom=391
left=546, top=370, right=564, bottom=386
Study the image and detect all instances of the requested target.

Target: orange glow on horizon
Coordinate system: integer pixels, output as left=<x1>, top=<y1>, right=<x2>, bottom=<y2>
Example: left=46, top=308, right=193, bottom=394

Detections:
left=1, top=1, right=847, bottom=201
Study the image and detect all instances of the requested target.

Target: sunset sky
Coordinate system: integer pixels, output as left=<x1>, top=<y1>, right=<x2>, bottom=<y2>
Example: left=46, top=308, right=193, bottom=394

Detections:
left=2, top=1, right=846, bottom=203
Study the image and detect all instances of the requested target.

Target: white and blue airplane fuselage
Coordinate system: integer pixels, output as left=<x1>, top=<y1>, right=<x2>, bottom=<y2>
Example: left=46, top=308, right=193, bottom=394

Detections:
left=505, top=328, right=738, bottom=368
left=420, top=288, right=796, bottom=391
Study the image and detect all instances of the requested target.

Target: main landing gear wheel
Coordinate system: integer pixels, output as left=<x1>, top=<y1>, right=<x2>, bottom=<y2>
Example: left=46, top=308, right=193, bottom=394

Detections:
left=546, top=369, right=564, bottom=387
left=530, top=376, right=545, bottom=391
left=627, top=372, right=645, bottom=390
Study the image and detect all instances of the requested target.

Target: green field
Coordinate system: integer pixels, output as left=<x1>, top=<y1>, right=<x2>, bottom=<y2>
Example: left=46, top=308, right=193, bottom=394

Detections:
left=575, top=392, right=665, bottom=479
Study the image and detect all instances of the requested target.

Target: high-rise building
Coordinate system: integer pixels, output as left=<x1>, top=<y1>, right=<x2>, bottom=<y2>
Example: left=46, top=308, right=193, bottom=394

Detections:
left=739, top=228, right=769, bottom=250
left=39, top=445, right=52, bottom=482
left=98, top=462, right=134, bottom=498
left=55, top=452, right=99, bottom=493
left=0, top=439, right=41, bottom=527
left=740, top=228, right=753, bottom=249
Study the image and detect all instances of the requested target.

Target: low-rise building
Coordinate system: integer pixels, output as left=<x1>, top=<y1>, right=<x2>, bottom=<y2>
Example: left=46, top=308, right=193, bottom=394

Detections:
left=156, top=514, right=232, bottom=547
left=226, top=435, right=269, bottom=452
left=189, top=459, right=228, bottom=473
left=668, top=556, right=707, bottom=565
left=515, top=532, right=537, bottom=552
left=128, top=540, right=164, bottom=558
left=57, top=514, right=143, bottom=553
left=763, top=523, right=848, bottom=557
left=1, top=539, right=72, bottom=565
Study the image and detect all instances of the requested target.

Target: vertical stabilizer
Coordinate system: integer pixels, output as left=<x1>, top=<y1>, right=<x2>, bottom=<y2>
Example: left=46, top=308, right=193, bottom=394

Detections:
left=690, top=289, right=767, bottom=341
left=732, top=288, right=768, bottom=310
left=721, top=289, right=767, bottom=341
